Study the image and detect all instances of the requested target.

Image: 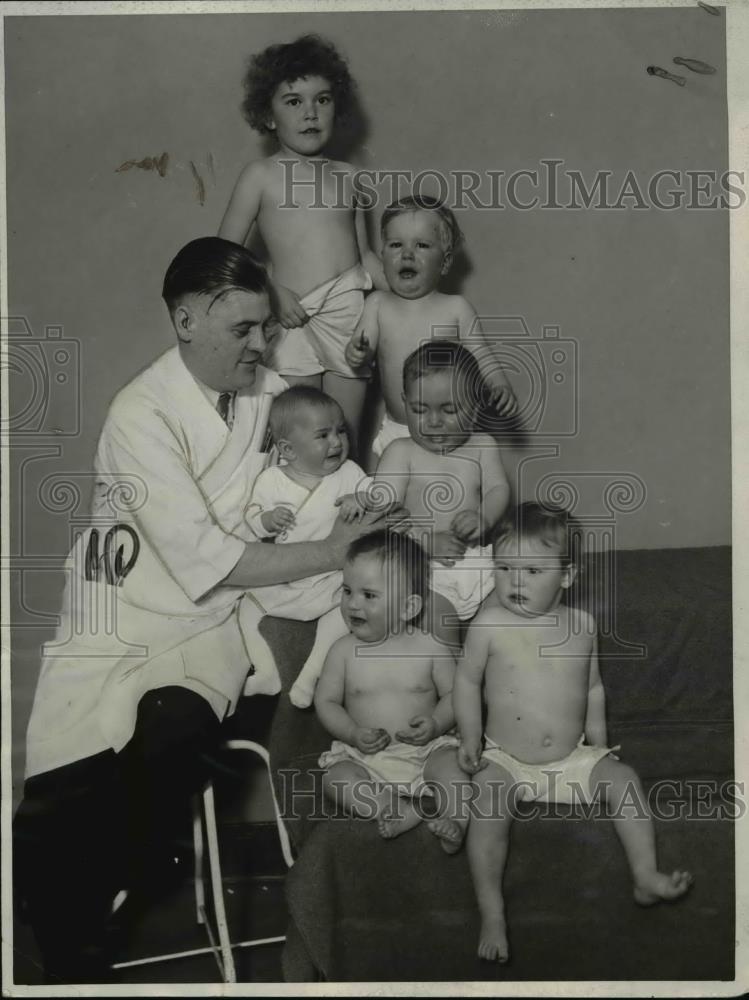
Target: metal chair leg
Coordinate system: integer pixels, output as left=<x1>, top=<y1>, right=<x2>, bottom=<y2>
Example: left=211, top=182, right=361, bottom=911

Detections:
left=193, top=795, right=206, bottom=926
left=113, top=737, right=293, bottom=981
left=225, top=739, right=295, bottom=870
left=202, top=781, right=237, bottom=983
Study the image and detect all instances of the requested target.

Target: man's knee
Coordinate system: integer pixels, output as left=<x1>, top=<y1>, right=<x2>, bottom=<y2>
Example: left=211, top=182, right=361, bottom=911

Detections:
left=132, top=687, right=220, bottom=758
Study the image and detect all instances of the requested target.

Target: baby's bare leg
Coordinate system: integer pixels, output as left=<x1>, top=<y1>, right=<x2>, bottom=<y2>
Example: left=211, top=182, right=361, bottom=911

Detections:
left=421, top=747, right=472, bottom=854
left=467, top=761, right=515, bottom=963
left=591, top=756, right=693, bottom=904
left=323, top=373, right=368, bottom=458
left=290, top=608, right=348, bottom=709
left=322, top=762, right=421, bottom=836
left=424, top=591, right=462, bottom=651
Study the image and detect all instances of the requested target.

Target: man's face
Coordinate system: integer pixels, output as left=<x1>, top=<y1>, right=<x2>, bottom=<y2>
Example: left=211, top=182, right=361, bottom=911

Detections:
left=492, top=537, right=575, bottom=617
left=382, top=211, right=451, bottom=300
left=268, top=75, right=335, bottom=157
left=179, top=288, right=273, bottom=392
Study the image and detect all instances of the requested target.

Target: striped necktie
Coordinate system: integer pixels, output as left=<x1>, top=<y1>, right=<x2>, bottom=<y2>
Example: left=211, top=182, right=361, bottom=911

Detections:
left=216, top=392, right=234, bottom=428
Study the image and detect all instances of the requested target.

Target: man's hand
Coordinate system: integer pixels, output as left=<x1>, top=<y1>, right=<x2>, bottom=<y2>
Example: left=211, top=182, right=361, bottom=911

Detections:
left=431, top=530, right=468, bottom=567
left=395, top=715, right=438, bottom=746
left=352, top=726, right=391, bottom=754
left=485, top=382, right=518, bottom=418
left=335, top=493, right=367, bottom=523
left=345, top=331, right=372, bottom=370
left=457, top=742, right=487, bottom=775
left=271, top=284, right=309, bottom=329
left=261, top=505, right=296, bottom=534
left=326, top=502, right=410, bottom=551
left=451, top=510, right=481, bottom=546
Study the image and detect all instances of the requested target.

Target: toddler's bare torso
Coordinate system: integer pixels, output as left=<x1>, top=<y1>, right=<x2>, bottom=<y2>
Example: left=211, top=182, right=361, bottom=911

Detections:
left=482, top=604, right=596, bottom=763
left=257, top=156, right=360, bottom=295
left=342, top=631, right=444, bottom=738
left=400, top=438, right=483, bottom=535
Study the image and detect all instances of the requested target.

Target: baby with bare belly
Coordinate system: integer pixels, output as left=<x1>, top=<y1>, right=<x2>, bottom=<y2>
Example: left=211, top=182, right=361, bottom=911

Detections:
left=314, top=529, right=469, bottom=850
left=454, top=502, right=694, bottom=963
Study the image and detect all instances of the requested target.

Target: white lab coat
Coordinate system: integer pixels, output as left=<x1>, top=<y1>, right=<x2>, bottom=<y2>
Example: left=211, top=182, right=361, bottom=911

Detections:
left=25, top=347, right=287, bottom=778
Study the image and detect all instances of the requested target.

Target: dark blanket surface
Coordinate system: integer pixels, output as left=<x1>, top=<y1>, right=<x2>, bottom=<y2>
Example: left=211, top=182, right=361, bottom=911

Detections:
left=260, top=547, right=733, bottom=982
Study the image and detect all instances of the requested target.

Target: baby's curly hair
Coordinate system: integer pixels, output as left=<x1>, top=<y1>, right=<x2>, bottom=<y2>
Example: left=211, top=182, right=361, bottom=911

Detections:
left=241, top=35, right=355, bottom=135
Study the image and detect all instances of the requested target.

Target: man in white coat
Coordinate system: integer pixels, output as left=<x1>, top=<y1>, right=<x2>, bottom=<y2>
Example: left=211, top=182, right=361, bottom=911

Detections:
left=14, top=238, right=390, bottom=982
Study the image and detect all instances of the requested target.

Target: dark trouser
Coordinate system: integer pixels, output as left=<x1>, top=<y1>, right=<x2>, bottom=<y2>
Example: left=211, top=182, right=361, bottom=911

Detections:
left=13, top=686, right=222, bottom=984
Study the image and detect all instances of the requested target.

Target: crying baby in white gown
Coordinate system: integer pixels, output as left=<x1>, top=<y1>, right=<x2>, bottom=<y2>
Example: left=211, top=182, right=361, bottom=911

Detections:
left=241, top=385, right=370, bottom=708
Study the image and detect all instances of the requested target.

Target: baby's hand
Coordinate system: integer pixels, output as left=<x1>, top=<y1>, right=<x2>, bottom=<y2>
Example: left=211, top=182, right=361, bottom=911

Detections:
left=271, top=284, right=309, bottom=329
left=352, top=726, right=391, bottom=755
left=395, top=715, right=437, bottom=746
left=261, top=505, right=296, bottom=534
left=485, top=381, right=518, bottom=418
left=335, top=493, right=367, bottom=523
left=458, top=742, right=487, bottom=775
left=345, top=331, right=372, bottom=370
left=432, top=530, right=468, bottom=567
left=451, top=510, right=481, bottom=546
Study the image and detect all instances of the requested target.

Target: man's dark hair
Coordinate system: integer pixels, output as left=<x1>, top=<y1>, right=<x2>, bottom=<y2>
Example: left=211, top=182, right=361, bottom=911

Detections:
left=241, top=35, right=355, bottom=135
left=162, top=237, right=268, bottom=314
left=346, top=529, right=430, bottom=605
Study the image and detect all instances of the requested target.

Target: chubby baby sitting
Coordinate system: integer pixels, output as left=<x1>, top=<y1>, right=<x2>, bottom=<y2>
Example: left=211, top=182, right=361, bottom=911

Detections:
left=314, top=529, right=469, bottom=850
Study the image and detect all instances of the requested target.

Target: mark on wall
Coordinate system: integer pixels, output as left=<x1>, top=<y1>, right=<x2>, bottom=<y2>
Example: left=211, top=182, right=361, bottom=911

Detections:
left=647, top=66, right=686, bottom=87
left=189, top=161, right=206, bottom=206
left=114, top=152, right=217, bottom=207
left=673, top=56, right=716, bottom=74
left=697, top=1, right=720, bottom=15
left=115, top=153, right=169, bottom=177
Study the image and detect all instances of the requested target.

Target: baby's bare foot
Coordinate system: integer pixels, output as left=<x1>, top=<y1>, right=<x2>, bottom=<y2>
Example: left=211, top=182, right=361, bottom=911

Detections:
left=377, top=810, right=422, bottom=840
left=634, top=869, right=693, bottom=905
left=477, top=915, right=509, bottom=963
left=426, top=817, right=465, bottom=854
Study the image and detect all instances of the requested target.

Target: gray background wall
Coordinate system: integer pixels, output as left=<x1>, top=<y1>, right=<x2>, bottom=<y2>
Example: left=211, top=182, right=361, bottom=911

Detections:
left=7, top=8, right=730, bottom=792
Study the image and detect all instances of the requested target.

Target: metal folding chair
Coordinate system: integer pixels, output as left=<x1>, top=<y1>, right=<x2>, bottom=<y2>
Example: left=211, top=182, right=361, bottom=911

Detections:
left=112, top=739, right=294, bottom=982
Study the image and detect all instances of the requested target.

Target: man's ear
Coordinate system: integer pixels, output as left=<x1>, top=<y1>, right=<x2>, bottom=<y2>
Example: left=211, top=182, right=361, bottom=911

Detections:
left=401, top=593, right=423, bottom=624
left=173, top=304, right=194, bottom=344
left=440, top=249, right=454, bottom=276
left=561, top=563, right=578, bottom=590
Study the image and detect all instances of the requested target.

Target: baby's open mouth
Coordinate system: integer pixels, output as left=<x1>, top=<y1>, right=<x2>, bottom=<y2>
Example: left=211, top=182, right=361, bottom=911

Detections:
left=398, top=268, right=417, bottom=278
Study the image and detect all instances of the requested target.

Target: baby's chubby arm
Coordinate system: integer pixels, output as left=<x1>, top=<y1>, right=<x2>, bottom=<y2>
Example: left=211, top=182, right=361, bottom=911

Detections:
left=314, top=638, right=391, bottom=754
left=218, top=161, right=309, bottom=329
left=344, top=292, right=381, bottom=371
left=245, top=469, right=297, bottom=538
left=395, top=647, right=457, bottom=746
left=455, top=301, right=518, bottom=418
left=453, top=615, right=492, bottom=773
left=367, top=439, right=410, bottom=512
left=583, top=631, right=608, bottom=747
left=450, top=438, right=511, bottom=546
